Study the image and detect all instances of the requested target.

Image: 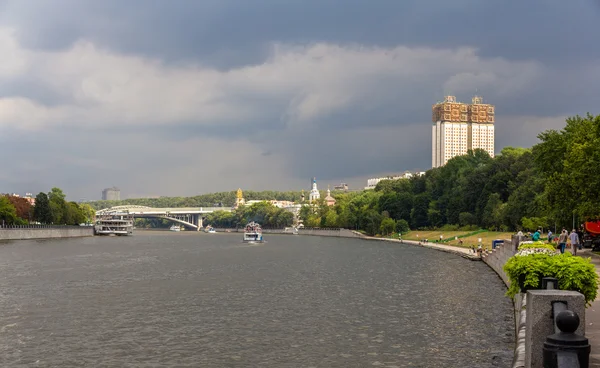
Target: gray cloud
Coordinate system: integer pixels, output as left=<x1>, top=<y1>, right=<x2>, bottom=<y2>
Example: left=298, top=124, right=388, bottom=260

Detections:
left=0, top=0, right=598, bottom=200
left=4, top=1, right=599, bottom=67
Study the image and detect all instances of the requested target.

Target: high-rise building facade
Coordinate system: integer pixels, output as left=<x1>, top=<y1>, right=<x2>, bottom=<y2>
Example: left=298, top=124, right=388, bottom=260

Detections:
left=102, top=187, right=121, bottom=201
left=431, top=95, right=495, bottom=168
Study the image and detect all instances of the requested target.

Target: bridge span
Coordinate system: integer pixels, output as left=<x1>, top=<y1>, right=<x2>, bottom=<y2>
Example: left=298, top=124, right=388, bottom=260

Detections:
left=95, top=205, right=232, bottom=231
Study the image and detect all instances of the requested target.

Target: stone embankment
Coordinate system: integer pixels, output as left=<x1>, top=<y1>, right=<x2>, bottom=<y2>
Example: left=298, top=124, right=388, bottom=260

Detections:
left=0, top=225, right=94, bottom=241
left=481, top=237, right=525, bottom=368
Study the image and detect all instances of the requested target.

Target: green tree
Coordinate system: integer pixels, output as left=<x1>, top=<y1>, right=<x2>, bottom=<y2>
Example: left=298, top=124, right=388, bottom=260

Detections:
left=459, top=212, right=476, bottom=227
left=380, top=217, right=396, bottom=236
left=0, top=196, right=19, bottom=225
left=396, top=219, right=410, bottom=234
left=33, top=192, right=53, bottom=224
left=411, top=193, right=430, bottom=229
left=48, top=187, right=67, bottom=224
left=79, top=203, right=96, bottom=223
left=534, top=114, right=600, bottom=220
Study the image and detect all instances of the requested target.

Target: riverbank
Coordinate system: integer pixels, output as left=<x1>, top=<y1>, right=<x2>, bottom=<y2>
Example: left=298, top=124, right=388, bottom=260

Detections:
left=353, top=234, right=481, bottom=260
left=0, top=226, right=94, bottom=241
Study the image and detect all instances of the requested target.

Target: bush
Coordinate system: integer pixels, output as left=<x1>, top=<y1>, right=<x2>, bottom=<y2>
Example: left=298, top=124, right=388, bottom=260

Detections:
left=504, top=252, right=598, bottom=306
left=439, top=224, right=459, bottom=231
left=518, top=242, right=556, bottom=251
left=396, top=219, right=410, bottom=234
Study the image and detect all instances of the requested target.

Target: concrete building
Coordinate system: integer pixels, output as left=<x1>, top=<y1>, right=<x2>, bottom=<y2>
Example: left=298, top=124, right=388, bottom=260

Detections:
left=431, top=95, right=495, bottom=168
left=101, top=187, right=121, bottom=201
left=334, top=183, right=349, bottom=191
left=364, top=171, right=424, bottom=190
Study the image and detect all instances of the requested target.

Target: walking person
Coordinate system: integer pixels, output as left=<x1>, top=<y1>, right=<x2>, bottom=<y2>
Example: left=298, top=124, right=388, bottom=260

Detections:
left=569, top=229, right=580, bottom=256
left=558, top=229, right=568, bottom=254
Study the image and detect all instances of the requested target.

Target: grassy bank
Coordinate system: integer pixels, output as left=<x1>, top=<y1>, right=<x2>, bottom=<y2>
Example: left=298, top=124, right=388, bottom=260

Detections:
left=394, top=230, right=514, bottom=249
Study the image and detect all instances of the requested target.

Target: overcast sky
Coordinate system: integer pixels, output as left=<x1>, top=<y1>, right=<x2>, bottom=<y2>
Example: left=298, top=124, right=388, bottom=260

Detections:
left=0, top=1, right=598, bottom=200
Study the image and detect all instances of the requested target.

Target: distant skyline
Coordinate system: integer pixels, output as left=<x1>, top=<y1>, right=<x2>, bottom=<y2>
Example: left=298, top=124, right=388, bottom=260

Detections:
left=0, top=1, right=599, bottom=200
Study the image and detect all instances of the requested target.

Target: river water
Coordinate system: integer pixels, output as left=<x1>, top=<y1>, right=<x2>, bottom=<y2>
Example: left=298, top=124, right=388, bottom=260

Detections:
left=0, top=232, right=514, bottom=367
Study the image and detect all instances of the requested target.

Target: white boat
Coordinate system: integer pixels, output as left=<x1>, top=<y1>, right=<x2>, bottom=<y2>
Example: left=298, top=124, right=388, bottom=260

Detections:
left=204, top=226, right=216, bottom=233
left=94, top=214, right=134, bottom=236
left=169, top=225, right=181, bottom=232
left=243, top=221, right=264, bottom=243
left=292, top=227, right=299, bottom=235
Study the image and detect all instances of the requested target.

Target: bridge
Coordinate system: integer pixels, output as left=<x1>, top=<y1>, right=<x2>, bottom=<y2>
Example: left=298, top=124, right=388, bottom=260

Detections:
left=95, top=205, right=232, bottom=231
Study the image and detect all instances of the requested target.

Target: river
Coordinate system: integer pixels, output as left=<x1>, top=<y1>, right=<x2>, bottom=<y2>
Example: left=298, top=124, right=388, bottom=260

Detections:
left=0, top=231, right=514, bottom=367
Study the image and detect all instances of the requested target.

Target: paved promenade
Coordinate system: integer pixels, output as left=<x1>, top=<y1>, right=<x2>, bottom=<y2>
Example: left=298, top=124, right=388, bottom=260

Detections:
left=579, top=248, right=600, bottom=367
left=358, top=235, right=479, bottom=260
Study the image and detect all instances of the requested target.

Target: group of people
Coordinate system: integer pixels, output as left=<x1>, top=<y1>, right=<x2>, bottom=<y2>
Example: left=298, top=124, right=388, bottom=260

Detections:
left=525, top=227, right=583, bottom=255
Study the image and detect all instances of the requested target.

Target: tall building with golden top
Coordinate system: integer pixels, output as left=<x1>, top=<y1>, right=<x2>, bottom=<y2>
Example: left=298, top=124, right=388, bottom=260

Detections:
left=431, top=95, right=495, bottom=168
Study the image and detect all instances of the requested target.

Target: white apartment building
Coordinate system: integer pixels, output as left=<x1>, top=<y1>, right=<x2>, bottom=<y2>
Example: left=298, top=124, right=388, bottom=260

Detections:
left=364, top=171, right=425, bottom=190
left=431, top=121, right=469, bottom=168
left=431, top=96, right=495, bottom=168
left=469, top=123, right=495, bottom=157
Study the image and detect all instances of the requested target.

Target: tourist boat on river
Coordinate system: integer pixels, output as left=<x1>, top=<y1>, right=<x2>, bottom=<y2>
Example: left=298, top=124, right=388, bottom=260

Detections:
left=243, top=221, right=264, bottom=243
left=169, top=225, right=181, bottom=232
left=204, top=226, right=216, bottom=233
left=94, top=214, right=134, bottom=236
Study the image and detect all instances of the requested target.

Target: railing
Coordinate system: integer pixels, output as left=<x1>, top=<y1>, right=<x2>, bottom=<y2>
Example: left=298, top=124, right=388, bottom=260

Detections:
left=0, top=224, right=86, bottom=229
left=542, top=277, right=590, bottom=368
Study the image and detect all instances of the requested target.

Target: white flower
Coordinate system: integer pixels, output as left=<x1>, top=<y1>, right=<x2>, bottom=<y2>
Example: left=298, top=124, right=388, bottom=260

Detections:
left=515, top=248, right=557, bottom=257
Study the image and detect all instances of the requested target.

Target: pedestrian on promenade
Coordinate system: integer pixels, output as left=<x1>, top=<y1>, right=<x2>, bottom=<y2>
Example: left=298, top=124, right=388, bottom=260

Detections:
left=547, top=230, right=553, bottom=243
left=558, top=229, right=568, bottom=254
left=532, top=228, right=541, bottom=241
left=570, top=229, right=580, bottom=256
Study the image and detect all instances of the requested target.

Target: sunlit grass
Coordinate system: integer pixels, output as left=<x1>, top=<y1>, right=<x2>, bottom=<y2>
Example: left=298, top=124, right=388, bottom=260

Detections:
left=395, top=230, right=514, bottom=249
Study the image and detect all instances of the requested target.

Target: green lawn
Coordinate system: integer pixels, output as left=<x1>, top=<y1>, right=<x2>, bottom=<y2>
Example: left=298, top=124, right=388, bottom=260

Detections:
left=395, top=230, right=514, bottom=249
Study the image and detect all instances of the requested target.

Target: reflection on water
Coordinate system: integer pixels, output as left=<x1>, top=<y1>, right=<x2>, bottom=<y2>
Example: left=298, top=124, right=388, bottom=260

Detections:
left=0, top=232, right=514, bottom=367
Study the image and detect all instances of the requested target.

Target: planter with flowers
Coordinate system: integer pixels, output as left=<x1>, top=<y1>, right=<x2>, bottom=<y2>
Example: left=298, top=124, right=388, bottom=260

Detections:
left=503, top=242, right=598, bottom=306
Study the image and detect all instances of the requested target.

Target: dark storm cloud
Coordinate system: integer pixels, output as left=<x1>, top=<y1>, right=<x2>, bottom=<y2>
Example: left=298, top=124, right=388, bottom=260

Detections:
left=4, top=0, right=599, bottom=68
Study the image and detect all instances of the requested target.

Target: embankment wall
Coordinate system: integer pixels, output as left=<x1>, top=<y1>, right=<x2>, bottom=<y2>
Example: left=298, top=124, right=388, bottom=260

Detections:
left=481, top=237, right=525, bottom=368
left=0, top=226, right=94, bottom=240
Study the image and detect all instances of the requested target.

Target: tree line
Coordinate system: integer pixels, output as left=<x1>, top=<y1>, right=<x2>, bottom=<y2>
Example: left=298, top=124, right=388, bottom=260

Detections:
left=87, top=190, right=310, bottom=210
left=0, top=187, right=95, bottom=226
left=298, top=114, right=600, bottom=236
left=203, top=201, right=294, bottom=228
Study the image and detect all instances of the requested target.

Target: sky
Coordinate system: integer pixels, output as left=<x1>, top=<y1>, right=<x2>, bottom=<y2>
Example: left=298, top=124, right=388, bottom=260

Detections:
left=0, top=0, right=599, bottom=200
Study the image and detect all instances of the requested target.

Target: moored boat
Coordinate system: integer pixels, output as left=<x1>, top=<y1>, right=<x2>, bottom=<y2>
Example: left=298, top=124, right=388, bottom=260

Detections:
left=169, top=225, right=181, bottom=232
left=94, top=214, right=134, bottom=236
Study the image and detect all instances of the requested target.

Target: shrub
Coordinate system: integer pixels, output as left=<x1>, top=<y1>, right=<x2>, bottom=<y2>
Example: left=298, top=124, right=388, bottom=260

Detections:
left=518, top=243, right=556, bottom=251
left=396, top=219, right=410, bottom=234
left=504, top=252, right=598, bottom=306
left=439, top=224, right=459, bottom=231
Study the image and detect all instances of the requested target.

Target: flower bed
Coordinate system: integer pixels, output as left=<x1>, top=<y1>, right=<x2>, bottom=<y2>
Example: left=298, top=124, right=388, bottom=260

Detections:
left=517, top=242, right=556, bottom=252
left=504, top=245, right=598, bottom=306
